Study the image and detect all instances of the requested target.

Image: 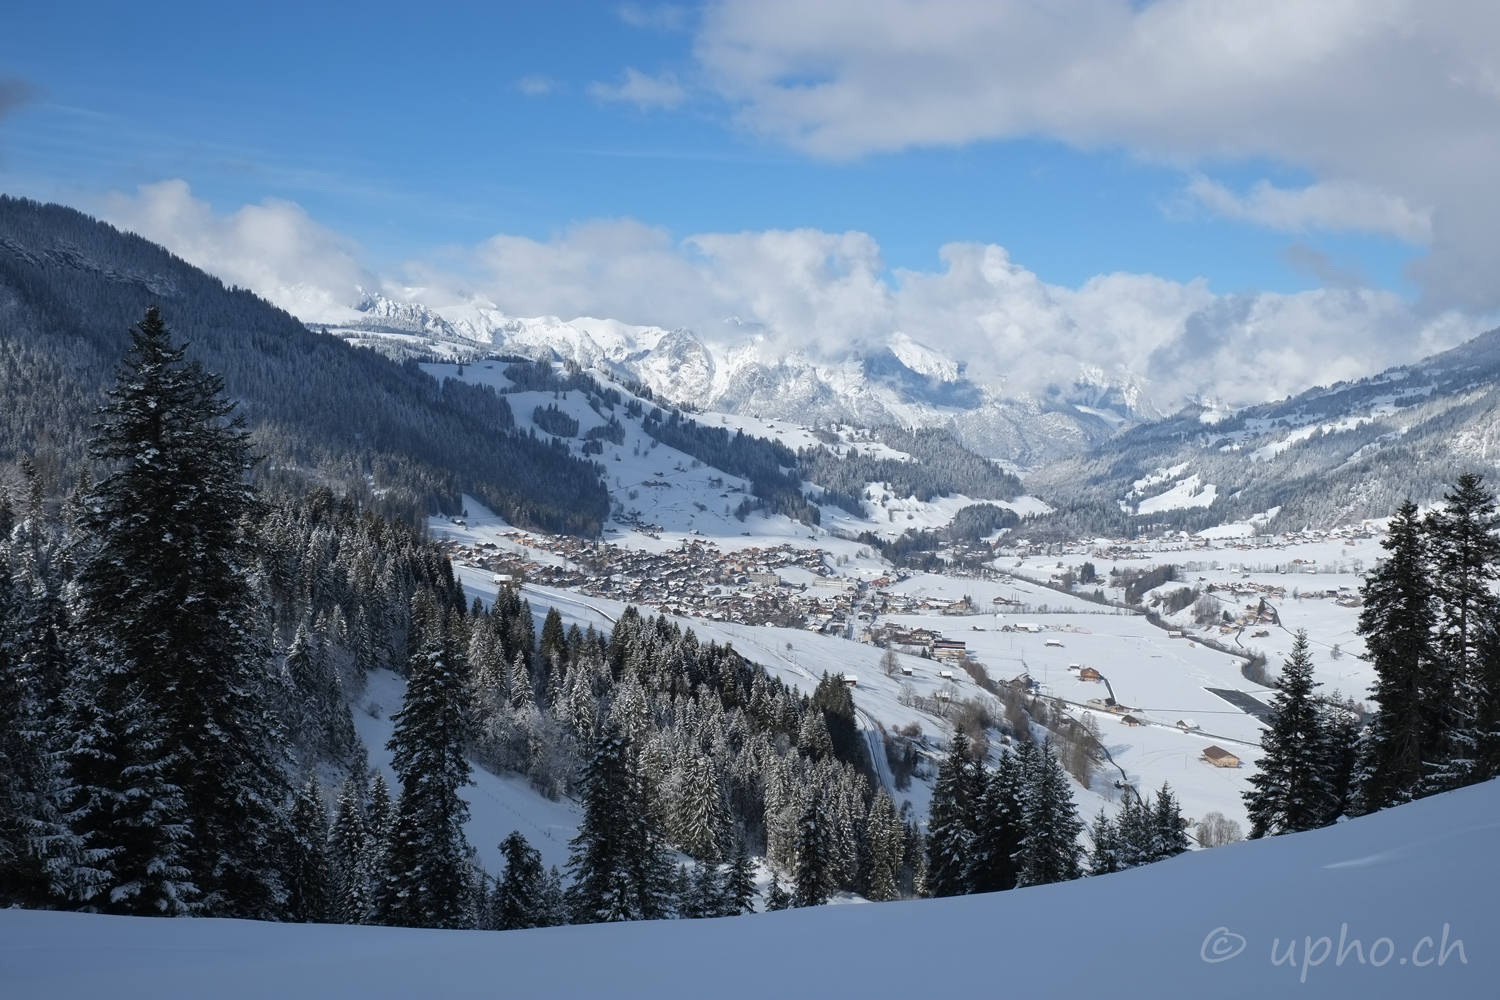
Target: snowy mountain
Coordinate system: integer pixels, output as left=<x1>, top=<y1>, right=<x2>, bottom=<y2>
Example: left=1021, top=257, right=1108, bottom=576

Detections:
left=329, top=294, right=1157, bottom=470
left=1024, top=323, right=1500, bottom=533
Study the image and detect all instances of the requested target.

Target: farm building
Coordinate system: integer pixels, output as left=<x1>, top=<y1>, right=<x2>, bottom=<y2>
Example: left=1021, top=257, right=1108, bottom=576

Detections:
left=933, top=639, right=968, bottom=660
left=1202, top=746, right=1241, bottom=768
left=1079, top=666, right=1102, bottom=682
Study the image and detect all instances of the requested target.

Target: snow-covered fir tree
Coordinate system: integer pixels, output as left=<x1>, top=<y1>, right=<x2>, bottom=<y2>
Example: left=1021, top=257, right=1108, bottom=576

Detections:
left=377, top=607, right=475, bottom=929
left=565, top=725, right=675, bottom=923
left=70, top=307, right=288, bottom=919
left=1352, top=499, right=1441, bottom=813
left=329, top=777, right=373, bottom=924
left=1015, top=739, right=1084, bottom=886
left=489, top=830, right=548, bottom=930
left=1244, top=630, right=1340, bottom=837
left=925, top=731, right=982, bottom=897
left=1424, top=474, right=1500, bottom=789
left=286, top=775, right=333, bottom=922
left=966, top=747, right=1023, bottom=893
left=792, top=794, right=833, bottom=907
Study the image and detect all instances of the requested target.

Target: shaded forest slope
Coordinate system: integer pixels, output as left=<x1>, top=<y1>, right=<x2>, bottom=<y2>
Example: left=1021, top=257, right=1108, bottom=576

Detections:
left=0, top=196, right=607, bottom=533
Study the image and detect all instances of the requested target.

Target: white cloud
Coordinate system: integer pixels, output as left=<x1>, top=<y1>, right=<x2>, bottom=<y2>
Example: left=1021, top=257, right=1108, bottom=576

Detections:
left=515, top=75, right=559, bottom=97
left=616, top=3, right=690, bottom=31
left=589, top=68, right=689, bottom=110
left=691, top=0, right=1500, bottom=309
left=416, top=220, right=1486, bottom=411
left=113, top=186, right=1490, bottom=413
left=1186, top=176, right=1432, bottom=243
left=101, top=180, right=376, bottom=325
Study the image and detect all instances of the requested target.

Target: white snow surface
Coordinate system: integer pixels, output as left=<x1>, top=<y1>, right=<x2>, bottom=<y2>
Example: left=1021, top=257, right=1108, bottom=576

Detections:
left=5, top=778, right=1495, bottom=998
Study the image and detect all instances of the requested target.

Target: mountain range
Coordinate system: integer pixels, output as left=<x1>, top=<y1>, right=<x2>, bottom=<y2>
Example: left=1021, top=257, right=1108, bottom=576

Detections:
left=327, top=294, right=1156, bottom=470
left=329, top=290, right=1500, bottom=533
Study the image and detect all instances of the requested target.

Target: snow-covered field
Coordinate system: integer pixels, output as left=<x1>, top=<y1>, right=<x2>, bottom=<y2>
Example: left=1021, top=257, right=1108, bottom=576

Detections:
left=6, top=778, right=1493, bottom=999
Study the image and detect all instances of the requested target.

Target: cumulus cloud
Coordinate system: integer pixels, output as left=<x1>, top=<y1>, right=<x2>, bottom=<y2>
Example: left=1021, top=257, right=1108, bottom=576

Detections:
left=415, top=219, right=1485, bottom=411
left=690, top=0, right=1500, bottom=309
left=589, top=68, right=689, bottom=110
left=101, top=180, right=377, bottom=325
left=113, top=186, right=1489, bottom=413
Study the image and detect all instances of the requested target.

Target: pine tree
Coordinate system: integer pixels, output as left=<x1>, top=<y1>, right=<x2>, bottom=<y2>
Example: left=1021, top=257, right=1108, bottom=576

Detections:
left=490, top=830, right=547, bottom=930
left=367, top=771, right=393, bottom=851
left=792, top=795, right=832, bottom=907
left=1244, top=630, right=1338, bottom=837
left=72, top=307, right=287, bottom=918
left=286, top=775, right=333, bottom=922
left=682, top=858, right=724, bottom=918
left=673, top=753, right=727, bottom=861
left=864, top=789, right=905, bottom=902
left=966, top=747, right=1023, bottom=893
left=376, top=614, right=474, bottom=929
left=925, top=731, right=982, bottom=896
left=538, top=866, right=567, bottom=927
left=1087, top=809, right=1121, bottom=875
left=329, top=778, right=372, bottom=924
left=1425, top=474, right=1500, bottom=788
left=1015, top=738, right=1084, bottom=886
left=565, top=725, right=674, bottom=923
left=1351, top=500, right=1442, bottom=812
left=1150, top=783, right=1190, bottom=861
left=539, top=607, right=566, bottom=668
left=722, top=841, right=758, bottom=915
left=1113, top=791, right=1156, bottom=869
left=764, top=872, right=791, bottom=910
left=0, top=535, right=79, bottom=907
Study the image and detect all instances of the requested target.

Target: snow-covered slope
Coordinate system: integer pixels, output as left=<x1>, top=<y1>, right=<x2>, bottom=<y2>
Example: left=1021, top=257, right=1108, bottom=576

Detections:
left=6, top=778, right=1493, bottom=999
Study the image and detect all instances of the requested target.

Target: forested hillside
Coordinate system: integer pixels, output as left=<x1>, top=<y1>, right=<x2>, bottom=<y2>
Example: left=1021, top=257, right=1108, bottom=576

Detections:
left=1023, top=325, right=1500, bottom=537
left=0, top=196, right=608, bottom=534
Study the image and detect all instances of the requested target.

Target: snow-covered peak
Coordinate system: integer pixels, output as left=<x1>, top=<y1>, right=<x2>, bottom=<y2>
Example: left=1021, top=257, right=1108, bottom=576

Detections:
left=889, top=332, right=963, bottom=382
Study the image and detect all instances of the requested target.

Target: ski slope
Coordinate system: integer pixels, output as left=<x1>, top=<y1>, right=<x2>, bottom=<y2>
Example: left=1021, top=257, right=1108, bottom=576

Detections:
left=5, top=778, right=1493, bottom=999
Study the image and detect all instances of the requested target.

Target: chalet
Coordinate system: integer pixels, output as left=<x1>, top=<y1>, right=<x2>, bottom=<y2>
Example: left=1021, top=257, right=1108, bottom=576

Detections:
left=1044, top=638, right=1064, bottom=647
left=1079, top=666, right=1102, bottom=682
left=938, top=669, right=955, bottom=681
left=1120, top=714, right=1143, bottom=726
left=1176, top=719, right=1200, bottom=731
left=933, top=639, right=968, bottom=661
left=899, top=665, right=914, bottom=676
left=1167, top=630, right=1185, bottom=639
left=1085, top=698, right=1112, bottom=711
left=843, top=674, right=858, bottom=688
left=1202, top=746, right=1241, bottom=768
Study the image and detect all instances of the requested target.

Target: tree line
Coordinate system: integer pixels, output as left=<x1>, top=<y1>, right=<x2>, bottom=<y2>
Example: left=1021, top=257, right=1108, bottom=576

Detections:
left=1244, top=474, right=1500, bottom=837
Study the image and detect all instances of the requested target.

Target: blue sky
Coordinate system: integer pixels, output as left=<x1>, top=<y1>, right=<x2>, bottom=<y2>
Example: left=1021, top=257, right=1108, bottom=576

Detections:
left=2, top=2, right=1496, bottom=408
left=0, top=0, right=1415, bottom=293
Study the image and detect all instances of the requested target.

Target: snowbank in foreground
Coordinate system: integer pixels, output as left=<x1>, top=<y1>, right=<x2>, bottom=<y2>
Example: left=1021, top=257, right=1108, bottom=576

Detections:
left=4, top=780, right=1495, bottom=1000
